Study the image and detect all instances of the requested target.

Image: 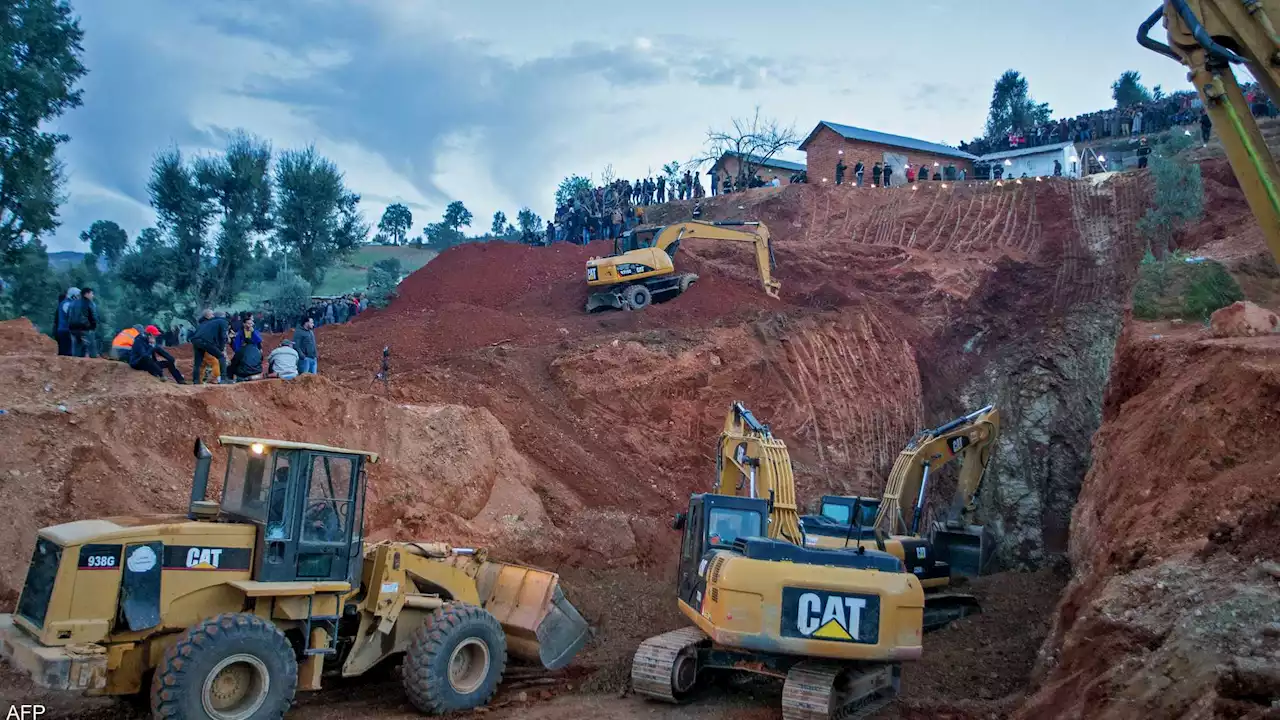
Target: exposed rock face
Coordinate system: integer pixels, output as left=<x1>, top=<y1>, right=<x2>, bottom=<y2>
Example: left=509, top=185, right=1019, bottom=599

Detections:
left=1210, top=300, right=1279, bottom=338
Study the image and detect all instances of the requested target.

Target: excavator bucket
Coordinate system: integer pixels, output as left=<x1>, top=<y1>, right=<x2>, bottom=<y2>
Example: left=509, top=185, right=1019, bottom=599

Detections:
left=585, top=291, right=624, bottom=313
left=930, top=523, right=996, bottom=577
left=474, top=561, right=590, bottom=671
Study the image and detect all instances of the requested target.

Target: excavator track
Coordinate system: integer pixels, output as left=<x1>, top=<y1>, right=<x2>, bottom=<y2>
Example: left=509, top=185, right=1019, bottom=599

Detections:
left=781, top=662, right=899, bottom=720
left=630, top=626, right=708, bottom=702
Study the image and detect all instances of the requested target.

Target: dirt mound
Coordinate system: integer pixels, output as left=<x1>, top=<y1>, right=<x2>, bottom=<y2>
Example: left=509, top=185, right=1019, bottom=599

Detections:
left=1210, top=300, right=1279, bottom=338
left=1019, top=327, right=1280, bottom=719
left=0, top=318, right=56, bottom=355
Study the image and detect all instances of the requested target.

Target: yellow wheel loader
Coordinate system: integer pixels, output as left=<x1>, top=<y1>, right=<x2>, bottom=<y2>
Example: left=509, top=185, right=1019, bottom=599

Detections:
left=632, top=404, right=926, bottom=719
left=798, top=407, right=1000, bottom=630
left=0, top=437, right=589, bottom=719
left=584, top=220, right=781, bottom=312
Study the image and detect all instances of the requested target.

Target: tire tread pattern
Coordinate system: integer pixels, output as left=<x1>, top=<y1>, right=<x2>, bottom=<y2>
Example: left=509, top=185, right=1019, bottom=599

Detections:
left=402, top=602, right=507, bottom=715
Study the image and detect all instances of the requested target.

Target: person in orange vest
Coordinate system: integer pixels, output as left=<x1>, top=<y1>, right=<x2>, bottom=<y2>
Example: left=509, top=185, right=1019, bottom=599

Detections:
left=109, top=326, right=142, bottom=361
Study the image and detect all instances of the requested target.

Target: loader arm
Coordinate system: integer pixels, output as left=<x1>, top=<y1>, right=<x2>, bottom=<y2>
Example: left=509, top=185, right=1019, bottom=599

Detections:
left=655, top=221, right=782, bottom=298
left=712, top=402, right=803, bottom=544
left=1140, top=0, right=1280, bottom=265
left=873, top=406, right=1000, bottom=538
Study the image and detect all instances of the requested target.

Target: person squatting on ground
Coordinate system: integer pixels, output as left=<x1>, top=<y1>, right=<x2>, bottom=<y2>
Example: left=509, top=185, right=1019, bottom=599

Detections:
left=227, top=316, right=264, bottom=381
left=129, top=325, right=185, bottom=383
left=267, top=339, right=301, bottom=380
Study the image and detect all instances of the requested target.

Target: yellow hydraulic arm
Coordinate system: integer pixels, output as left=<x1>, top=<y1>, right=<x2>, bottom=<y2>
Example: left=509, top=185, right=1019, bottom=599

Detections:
left=713, top=402, right=802, bottom=544
left=1139, top=0, right=1280, bottom=265
left=654, top=221, right=782, bottom=298
left=873, top=406, right=1000, bottom=539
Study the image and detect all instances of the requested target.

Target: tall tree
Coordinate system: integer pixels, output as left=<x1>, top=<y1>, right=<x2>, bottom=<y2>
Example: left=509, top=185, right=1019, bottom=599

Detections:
left=377, top=203, right=413, bottom=245
left=194, top=132, right=273, bottom=303
left=1112, top=70, right=1154, bottom=108
left=490, top=210, right=508, bottom=236
left=696, top=107, right=799, bottom=184
left=79, top=220, right=129, bottom=266
left=984, top=70, right=1052, bottom=140
left=0, top=0, right=87, bottom=266
left=442, top=201, right=472, bottom=232
left=273, top=146, right=369, bottom=285
left=555, top=175, right=592, bottom=208
left=147, top=148, right=215, bottom=295
left=515, top=207, right=542, bottom=243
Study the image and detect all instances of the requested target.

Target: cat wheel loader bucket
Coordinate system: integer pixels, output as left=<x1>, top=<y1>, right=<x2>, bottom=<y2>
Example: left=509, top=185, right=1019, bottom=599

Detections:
left=930, top=522, right=996, bottom=577
left=475, top=561, right=590, bottom=671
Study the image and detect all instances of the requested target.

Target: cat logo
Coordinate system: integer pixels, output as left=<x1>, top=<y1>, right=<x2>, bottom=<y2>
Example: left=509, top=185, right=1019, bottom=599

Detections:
left=781, top=587, right=880, bottom=644
left=949, top=436, right=968, bottom=454
left=186, top=547, right=224, bottom=569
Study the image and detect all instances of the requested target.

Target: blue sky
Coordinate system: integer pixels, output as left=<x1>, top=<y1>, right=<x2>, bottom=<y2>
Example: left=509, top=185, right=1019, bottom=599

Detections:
left=46, top=0, right=1192, bottom=252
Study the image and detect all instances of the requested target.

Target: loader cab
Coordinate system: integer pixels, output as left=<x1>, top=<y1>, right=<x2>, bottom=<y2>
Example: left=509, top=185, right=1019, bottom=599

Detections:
left=819, top=496, right=880, bottom=528
left=215, top=438, right=374, bottom=585
left=674, top=494, right=768, bottom=607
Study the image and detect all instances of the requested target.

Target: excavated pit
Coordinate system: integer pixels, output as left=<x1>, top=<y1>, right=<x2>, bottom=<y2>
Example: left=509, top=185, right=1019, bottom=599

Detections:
left=2, top=159, right=1276, bottom=719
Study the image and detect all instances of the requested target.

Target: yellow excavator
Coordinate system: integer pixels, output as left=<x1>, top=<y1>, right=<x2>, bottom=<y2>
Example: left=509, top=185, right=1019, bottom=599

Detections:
left=800, top=407, right=1000, bottom=629
left=633, top=403, right=926, bottom=720
left=0, top=437, right=588, bottom=719
left=584, top=220, right=781, bottom=312
left=1139, top=0, right=1280, bottom=266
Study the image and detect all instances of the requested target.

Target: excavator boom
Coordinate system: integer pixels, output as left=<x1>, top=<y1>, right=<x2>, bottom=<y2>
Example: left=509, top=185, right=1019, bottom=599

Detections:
left=1139, top=0, right=1280, bottom=265
left=713, top=402, right=802, bottom=544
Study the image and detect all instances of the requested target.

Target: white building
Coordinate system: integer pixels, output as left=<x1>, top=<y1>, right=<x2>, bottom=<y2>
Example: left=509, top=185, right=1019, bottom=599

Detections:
left=978, top=141, right=1081, bottom=179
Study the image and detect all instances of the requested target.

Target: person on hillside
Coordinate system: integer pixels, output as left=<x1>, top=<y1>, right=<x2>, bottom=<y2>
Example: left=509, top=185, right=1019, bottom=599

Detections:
left=68, top=287, right=99, bottom=358
left=1200, top=111, right=1213, bottom=145
left=906, top=165, right=917, bottom=184
left=692, top=201, right=703, bottom=221
left=191, top=309, right=230, bottom=384
left=871, top=162, right=883, bottom=187
left=54, top=288, right=77, bottom=356
left=294, top=318, right=318, bottom=375
left=835, top=157, right=847, bottom=186
left=110, top=325, right=143, bottom=361
left=1054, top=159, right=1063, bottom=177
left=227, top=316, right=264, bottom=381
left=129, top=325, right=185, bottom=383
left=854, top=160, right=865, bottom=187
left=610, top=207, right=623, bottom=240
left=323, top=301, right=335, bottom=326
left=709, top=169, right=718, bottom=197
left=1136, top=137, right=1152, bottom=169
left=882, top=163, right=894, bottom=188
left=656, top=176, right=666, bottom=204
left=546, top=219, right=556, bottom=244
left=267, top=339, right=300, bottom=380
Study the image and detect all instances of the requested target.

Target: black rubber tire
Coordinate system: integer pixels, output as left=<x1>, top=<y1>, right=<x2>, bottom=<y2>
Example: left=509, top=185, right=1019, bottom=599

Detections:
left=678, top=274, right=696, bottom=294
left=151, top=612, right=298, bottom=720
left=402, top=603, right=507, bottom=715
left=624, top=285, right=652, bottom=311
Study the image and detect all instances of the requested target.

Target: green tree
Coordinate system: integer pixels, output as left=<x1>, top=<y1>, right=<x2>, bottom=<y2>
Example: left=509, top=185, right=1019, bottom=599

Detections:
left=662, top=161, right=681, bottom=188
left=516, top=207, right=542, bottom=243
left=0, top=0, right=87, bottom=267
left=265, top=270, right=312, bottom=328
left=79, top=220, right=129, bottom=266
left=273, top=146, right=369, bottom=285
left=194, top=131, right=273, bottom=304
left=377, top=203, right=413, bottom=245
left=365, top=257, right=402, bottom=307
left=1136, top=154, right=1204, bottom=256
left=443, top=201, right=472, bottom=231
left=0, top=241, right=59, bottom=327
left=1152, top=84, right=1165, bottom=101
left=147, top=148, right=215, bottom=295
left=984, top=70, right=1052, bottom=140
left=490, top=210, right=508, bottom=236
left=135, top=227, right=163, bottom=254
left=1112, top=70, right=1154, bottom=108
left=555, top=175, right=592, bottom=208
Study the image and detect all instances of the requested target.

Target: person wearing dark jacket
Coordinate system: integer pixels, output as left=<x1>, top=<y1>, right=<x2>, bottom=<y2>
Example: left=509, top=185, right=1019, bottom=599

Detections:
left=68, top=287, right=99, bottom=357
left=293, top=318, right=318, bottom=374
left=871, top=162, right=883, bottom=186
left=882, top=163, right=894, bottom=187
left=854, top=161, right=865, bottom=186
left=130, top=325, right=184, bottom=383
left=53, top=290, right=73, bottom=355
left=835, top=157, right=847, bottom=186
left=227, top=317, right=264, bottom=381
left=191, top=309, right=230, bottom=384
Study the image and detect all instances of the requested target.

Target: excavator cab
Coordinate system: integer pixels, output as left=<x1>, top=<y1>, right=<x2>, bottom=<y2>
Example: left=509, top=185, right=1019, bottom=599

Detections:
left=674, top=494, right=768, bottom=609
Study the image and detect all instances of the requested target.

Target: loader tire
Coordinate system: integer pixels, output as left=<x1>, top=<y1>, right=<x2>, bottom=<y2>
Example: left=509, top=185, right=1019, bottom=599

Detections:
left=402, top=603, right=507, bottom=715
left=623, top=285, right=652, bottom=311
left=151, top=612, right=297, bottom=720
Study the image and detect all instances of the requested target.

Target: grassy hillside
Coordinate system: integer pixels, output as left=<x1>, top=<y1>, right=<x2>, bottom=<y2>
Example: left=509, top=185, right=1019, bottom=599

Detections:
left=314, top=244, right=437, bottom=295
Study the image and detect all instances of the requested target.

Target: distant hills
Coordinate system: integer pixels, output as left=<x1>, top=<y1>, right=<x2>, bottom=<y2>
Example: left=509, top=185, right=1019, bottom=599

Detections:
left=48, top=251, right=88, bottom=269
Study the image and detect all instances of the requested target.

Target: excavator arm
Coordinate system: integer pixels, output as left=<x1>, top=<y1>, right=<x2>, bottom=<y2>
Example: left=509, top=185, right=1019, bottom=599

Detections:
left=1140, top=0, right=1280, bottom=265
left=713, top=402, right=803, bottom=544
left=656, top=221, right=782, bottom=298
left=873, top=406, right=1000, bottom=539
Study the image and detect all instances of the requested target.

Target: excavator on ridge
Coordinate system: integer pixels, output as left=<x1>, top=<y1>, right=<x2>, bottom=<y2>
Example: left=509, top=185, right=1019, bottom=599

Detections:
left=584, top=220, right=781, bottom=312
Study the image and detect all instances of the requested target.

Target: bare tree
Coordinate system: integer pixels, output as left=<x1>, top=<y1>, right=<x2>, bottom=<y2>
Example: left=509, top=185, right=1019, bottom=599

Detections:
left=697, top=107, right=800, bottom=185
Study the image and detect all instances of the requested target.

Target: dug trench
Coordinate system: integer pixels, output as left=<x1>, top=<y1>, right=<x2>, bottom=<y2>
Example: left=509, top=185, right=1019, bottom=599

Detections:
left=2, top=160, right=1277, bottom=719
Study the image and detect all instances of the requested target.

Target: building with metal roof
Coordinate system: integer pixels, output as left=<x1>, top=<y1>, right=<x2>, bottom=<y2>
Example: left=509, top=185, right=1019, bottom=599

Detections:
left=799, top=121, right=977, bottom=187
left=977, top=141, right=1081, bottom=178
left=709, top=151, right=808, bottom=190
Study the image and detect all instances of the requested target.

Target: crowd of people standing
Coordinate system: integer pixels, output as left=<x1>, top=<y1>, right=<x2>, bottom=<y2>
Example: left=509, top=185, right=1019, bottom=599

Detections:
left=552, top=171, right=710, bottom=245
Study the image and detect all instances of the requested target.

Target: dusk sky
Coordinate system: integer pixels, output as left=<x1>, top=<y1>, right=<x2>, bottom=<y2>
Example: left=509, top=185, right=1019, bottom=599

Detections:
left=47, top=1, right=1196, bottom=252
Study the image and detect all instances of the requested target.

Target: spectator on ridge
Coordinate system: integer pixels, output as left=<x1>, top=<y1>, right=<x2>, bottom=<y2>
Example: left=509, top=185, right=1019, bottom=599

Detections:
left=854, top=160, right=865, bottom=187
left=191, top=309, right=230, bottom=384
left=54, top=287, right=77, bottom=356
left=294, top=318, right=318, bottom=375
left=1136, top=137, right=1152, bottom=169
left=129, top=325, right=185, bottom=383
left=1201, top=112, right=1213, bottom=145
left=835, top=157, right=847, bottom=186
left=227, top=317, right=264, bottom=381
left=68, top=287, right=98, bottom=358
left=883, top=163, right=894, bottom=188
left=872, top=162, right=883, bottom=187
left=267, top=339, right=301, bottom=380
